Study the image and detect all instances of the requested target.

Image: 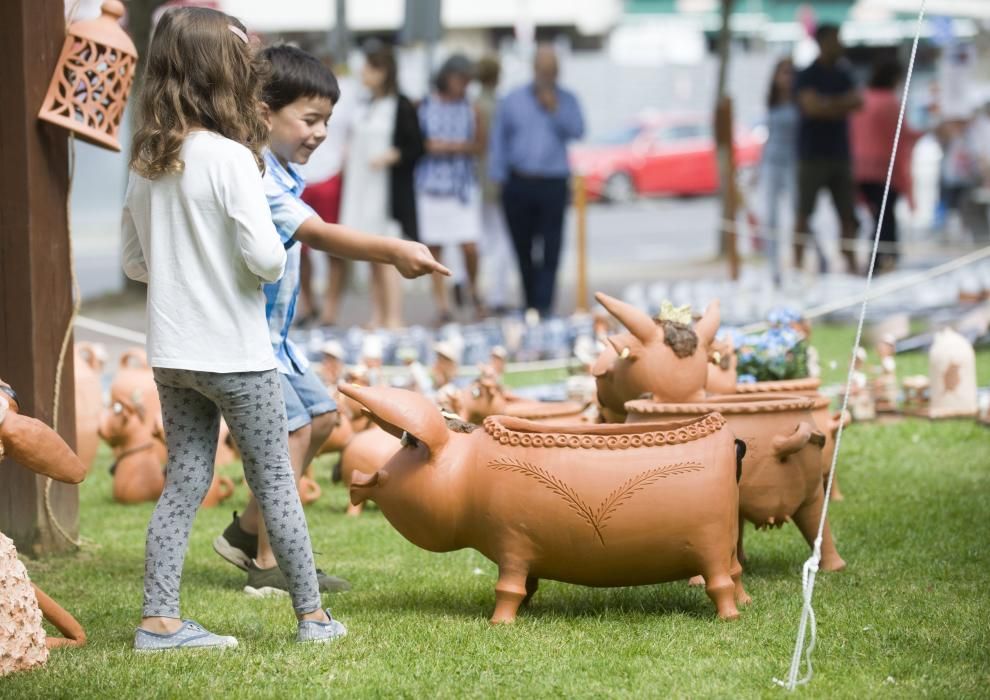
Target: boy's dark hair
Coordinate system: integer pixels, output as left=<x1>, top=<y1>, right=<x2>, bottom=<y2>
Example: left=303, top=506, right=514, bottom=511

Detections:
left=260, top=44, right=340, bottom=112
left=815, top=23, right=839, bottom=45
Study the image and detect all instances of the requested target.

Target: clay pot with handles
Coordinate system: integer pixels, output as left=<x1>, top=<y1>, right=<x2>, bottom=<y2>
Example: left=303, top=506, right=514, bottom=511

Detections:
left=625, top=393, right=845, bottom=573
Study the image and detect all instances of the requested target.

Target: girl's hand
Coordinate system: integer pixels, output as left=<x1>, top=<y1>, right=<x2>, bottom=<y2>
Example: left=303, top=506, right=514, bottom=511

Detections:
left=370, top=147, right=400, bottom=170
left=390, top=240, right=451, bottom=279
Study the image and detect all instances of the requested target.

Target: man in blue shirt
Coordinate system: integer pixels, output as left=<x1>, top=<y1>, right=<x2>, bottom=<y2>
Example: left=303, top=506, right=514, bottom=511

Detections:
left=488, top=45, right=585, bottom=317
left=793, top=24, right=863, bottom=274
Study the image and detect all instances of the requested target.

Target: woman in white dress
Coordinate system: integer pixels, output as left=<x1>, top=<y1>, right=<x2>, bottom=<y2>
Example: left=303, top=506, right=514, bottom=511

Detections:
left=416, top=54, right=484, bottom=324
left=340, top=42, right=423, bottom=328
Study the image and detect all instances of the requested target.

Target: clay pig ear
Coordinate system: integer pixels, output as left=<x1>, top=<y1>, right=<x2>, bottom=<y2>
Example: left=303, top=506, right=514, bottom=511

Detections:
left=338, top=385, right=449, bottom=455
left=606, top=335, right=638, bottom=362
left=595, top=292, right=657, bottom=345
left=694, top=299, right=721, bottom=348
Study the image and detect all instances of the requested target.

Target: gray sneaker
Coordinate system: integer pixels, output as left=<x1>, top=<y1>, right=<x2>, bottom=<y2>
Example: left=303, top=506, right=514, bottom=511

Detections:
left=134, top=620, right=238, bottom=652
left=243, top=561, right=351, bottom=597
left=297, top=610, right=347, bottom=644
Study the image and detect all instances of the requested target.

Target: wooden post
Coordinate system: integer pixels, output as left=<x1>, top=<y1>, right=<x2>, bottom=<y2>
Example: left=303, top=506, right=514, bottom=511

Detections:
left=0, top=0, right=79, bottom=555
left=574, top=175, right=589, bottom=313
left=714, top=0, right=739, bottom=280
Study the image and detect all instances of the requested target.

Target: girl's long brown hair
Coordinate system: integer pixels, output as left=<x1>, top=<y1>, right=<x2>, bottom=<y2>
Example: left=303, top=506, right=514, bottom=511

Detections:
left=130, top=7, right=269, bottom=178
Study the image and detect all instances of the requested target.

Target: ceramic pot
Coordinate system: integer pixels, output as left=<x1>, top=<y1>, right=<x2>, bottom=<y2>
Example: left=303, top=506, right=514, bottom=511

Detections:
left=341, top=385, right=746, bottom=623
left=735, top=378, right=846, bottom=501
left=73, top=342, right=105, bottom=473
left=625, top=393, right=845, bottom=572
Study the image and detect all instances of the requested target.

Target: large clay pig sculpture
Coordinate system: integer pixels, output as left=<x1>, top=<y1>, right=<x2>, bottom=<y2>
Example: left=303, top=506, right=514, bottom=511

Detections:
left=340, top=384, right=747, bottom=623
left=592, top=293, right=720, bottom=423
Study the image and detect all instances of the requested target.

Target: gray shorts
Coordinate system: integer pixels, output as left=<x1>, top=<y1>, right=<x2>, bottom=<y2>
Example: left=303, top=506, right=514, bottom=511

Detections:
left=798, top=158, right=856, bottom=225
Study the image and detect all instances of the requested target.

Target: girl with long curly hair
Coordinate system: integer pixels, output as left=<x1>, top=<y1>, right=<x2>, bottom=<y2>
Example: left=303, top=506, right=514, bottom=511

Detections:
left=122, top=6, right=346, bottom=650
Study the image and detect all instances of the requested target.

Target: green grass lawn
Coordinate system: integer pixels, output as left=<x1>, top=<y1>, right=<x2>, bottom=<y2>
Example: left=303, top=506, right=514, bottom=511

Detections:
left=5, top=333, right=990, bottom=698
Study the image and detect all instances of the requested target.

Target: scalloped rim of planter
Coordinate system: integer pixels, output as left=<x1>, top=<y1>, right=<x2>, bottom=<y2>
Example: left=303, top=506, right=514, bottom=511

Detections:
left=483, top=412, right=726, bottom=449
left=625, top=393, right=817, bottom=416
left=734, top=378, right=821, bottom=394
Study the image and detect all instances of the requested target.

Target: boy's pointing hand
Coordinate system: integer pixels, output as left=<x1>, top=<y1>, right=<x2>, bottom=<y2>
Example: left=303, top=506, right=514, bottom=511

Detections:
left=392, top=241, right=451, bottom=279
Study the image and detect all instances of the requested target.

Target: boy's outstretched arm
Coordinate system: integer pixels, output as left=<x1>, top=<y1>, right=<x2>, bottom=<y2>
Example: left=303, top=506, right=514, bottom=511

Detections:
left=295, top=217, right=451, bottom=279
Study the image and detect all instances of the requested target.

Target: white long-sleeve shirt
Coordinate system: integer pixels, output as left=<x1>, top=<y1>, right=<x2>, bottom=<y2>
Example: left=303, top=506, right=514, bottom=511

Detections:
left=122, top=131, right=287, bottom=372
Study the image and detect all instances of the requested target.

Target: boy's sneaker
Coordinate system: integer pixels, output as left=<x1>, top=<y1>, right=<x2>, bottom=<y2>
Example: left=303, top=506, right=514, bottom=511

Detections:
left=213, top=511, right=258, bottom=571
left=134, top=620, right=238, bottom=652
left=297, top=610, right=347, bottom=644
left=243, top=561, right=351, bottom=597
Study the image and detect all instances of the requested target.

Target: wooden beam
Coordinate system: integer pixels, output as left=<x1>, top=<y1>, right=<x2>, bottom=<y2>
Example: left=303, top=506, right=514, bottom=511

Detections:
left=0, top=0, right=79, bottom=555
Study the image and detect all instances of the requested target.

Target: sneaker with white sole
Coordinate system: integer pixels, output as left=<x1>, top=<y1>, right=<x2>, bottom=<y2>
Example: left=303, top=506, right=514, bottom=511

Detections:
left=134, top=620, right=238, bottom=652
left=297, top=609, right=347, bottom=644
left=243, top=560, right=351, bottom=597
left=212, top=511, right=257, bottom=572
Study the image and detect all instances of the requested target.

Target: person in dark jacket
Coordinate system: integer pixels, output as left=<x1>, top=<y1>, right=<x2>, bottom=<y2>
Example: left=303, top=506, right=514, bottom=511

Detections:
left=338, top=41, right=425, bottom=328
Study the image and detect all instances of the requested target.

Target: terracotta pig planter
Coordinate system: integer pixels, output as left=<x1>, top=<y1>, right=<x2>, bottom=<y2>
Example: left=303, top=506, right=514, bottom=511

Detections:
left=110, top=348, right=166, bottom=464
left=735, top=378, right=846, bottom=501
left=73, top=342, right=105, bottom=473
left=705, top=337, right=737, bottom=396
left=592, top=293, right=720, bottom=423
left=341, top=385, right=747, bottom=623
left=625, top=394, right=845, bottom=573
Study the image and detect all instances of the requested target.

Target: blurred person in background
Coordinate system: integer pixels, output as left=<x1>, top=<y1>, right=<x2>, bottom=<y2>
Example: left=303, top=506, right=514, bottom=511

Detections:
left=757, top=57, right=799, bottom=286
left=416, top=54, right=485, bottom=325
left=475, top=55, right=515, bottom=315
left=936, top=114, right=986, bottom=240
left=338, top=41, right=425, bottom=329
left=793, top=24, right=863, bottom=274
left=850, top=58, right=923, bottom=273
left=296, top=54, right=357, bottom=326
left=489, top=45, right=585, bottom=318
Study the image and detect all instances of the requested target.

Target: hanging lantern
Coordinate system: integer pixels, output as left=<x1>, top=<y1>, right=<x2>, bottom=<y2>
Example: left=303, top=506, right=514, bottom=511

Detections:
left=38, top=0, right=138, bottom=152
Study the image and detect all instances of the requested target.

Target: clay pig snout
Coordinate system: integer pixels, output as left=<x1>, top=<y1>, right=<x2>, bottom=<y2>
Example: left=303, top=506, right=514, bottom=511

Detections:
left=349, top=467, right=390, bottom=505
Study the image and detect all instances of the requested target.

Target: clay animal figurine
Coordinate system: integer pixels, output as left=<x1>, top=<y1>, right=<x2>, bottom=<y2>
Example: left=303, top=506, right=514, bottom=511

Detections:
left=99, top=394, right=164, bottom=504
left=110, top=348, right=165, bottom=464
left=73, top=342, right=106, bottom=473
left=436, top=373, right=508, bottom=425
left=625, top=393, right=845, bottom=573
left=341, top=384, right=747, bottom=623
left=0, top=387, right=87, bottom=675
left=872, top=334, right=899, bottom=413
left=928, top=327, right=978, bottom=418
left=592, top=294, right=720, bottom=423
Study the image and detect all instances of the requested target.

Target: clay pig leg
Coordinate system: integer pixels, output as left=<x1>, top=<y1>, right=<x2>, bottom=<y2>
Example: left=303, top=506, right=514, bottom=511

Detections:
left=791, top=494, right=846, bottom=572
left=491, top=565, right=531, bottom=624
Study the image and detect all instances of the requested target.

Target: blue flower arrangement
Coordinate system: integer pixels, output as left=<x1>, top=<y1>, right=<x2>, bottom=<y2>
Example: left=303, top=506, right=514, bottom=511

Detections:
left=734, top=306, right=810, bottom=382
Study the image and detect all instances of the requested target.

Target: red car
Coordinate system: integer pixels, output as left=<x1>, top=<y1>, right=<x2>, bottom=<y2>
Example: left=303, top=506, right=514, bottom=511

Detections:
left=569, top=112, right=764, bottom=202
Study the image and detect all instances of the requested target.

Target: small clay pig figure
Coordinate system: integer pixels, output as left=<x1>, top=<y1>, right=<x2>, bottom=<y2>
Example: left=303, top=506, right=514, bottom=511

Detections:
left=592, top=294, right=720, bottom=423
left=341, top=384, right=747, bottom=623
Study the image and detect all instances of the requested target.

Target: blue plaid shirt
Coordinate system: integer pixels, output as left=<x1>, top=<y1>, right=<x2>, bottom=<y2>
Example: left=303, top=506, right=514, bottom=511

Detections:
left=262, top=150, right=317, bottom=375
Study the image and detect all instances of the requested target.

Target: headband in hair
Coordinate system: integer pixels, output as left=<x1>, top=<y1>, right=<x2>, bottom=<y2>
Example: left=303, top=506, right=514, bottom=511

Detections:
left=228, top=25, right=248, bottom=44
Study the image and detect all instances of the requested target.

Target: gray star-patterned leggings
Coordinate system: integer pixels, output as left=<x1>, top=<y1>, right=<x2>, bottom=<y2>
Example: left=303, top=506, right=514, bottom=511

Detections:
left=143, top=367, right=321, bottom=618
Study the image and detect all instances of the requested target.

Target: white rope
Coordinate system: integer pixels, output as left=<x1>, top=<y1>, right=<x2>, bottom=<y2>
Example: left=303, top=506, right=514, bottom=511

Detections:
left=773, top=1, right=927, bottom=690
left=741, top=243, right=990, bottom=335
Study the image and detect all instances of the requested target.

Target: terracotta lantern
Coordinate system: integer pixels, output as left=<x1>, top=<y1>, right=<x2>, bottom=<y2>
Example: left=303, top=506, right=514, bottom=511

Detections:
left=37, top=0, right=137, bottom=152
